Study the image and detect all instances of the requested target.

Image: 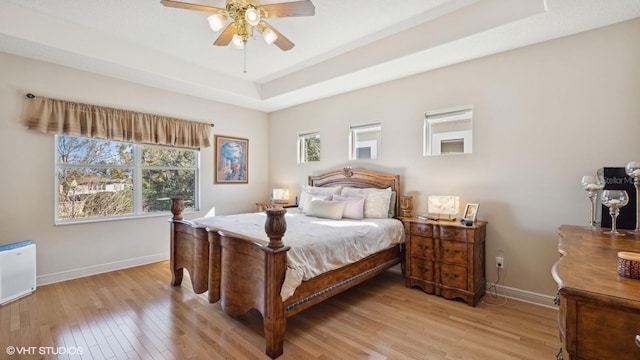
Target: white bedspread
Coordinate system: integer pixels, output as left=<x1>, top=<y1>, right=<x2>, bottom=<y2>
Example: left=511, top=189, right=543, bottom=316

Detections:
left=192, top=210, right=405, bottom=301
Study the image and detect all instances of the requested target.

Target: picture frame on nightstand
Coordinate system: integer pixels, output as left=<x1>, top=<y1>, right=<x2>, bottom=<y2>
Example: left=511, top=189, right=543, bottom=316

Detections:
left=462, top=203, right=479, bottom=221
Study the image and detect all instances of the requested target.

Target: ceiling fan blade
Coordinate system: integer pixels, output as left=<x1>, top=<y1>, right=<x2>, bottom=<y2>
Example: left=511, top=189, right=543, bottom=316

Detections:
left=160, top=0, right=225, bottom=13
left=260, top=22, right=294, bottom=51
left=213, top=23, right=236, bottom=46
left=261, top=1, right=315, bottom=18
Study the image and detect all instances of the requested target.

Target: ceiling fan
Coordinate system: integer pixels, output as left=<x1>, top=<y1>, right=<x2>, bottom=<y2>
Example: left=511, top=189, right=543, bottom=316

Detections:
left=160, top=0, right=315, bottom=51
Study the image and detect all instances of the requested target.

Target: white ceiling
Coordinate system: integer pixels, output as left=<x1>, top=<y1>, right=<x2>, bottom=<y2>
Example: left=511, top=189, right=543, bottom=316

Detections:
left=0, top=0, right=639, bottom=112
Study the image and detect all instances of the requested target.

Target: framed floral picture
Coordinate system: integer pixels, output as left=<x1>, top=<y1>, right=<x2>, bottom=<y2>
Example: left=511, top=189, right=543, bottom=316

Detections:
left=214, top=135, right=248, bottom=184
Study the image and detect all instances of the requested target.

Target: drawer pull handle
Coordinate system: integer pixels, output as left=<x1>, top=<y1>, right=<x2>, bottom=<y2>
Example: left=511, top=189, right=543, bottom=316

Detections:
left=444, top=249, right=460, bottom=254
left=636, top=335, right=640, bottom=348
left=443, top=272, right=459, bottom=278
left=418, top=266, right=430, bottom=273
left=418, top=244, right=430, bottom=250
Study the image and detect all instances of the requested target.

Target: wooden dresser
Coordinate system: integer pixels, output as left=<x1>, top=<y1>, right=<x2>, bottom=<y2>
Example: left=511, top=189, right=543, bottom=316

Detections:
left=553, top=225, right=640, bottom=360
left=401, top=217, right=487, bottom=306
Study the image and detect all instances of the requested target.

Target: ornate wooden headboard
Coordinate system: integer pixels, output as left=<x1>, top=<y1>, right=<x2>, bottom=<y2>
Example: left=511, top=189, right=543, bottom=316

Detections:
left=308, top=168, right=401, bottom=218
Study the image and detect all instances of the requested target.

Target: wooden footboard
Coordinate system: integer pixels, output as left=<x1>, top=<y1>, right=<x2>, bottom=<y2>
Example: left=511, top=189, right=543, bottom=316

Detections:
left=170, top=203, right=292, bottom=357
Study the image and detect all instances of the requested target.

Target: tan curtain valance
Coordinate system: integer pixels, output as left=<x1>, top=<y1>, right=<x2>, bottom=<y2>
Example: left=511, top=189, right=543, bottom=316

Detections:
left=26, top=96, right=211, bottom=149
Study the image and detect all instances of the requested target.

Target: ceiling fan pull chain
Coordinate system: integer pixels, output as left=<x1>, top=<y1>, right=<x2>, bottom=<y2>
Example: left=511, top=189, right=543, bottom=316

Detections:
left=243, top=43, right=247, bottom=73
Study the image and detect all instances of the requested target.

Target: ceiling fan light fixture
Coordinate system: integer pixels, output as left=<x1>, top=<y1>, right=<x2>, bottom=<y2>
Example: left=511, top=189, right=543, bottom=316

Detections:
left=207, top=14, right=227, bottom=32
left=245, top=6, right=260, bottom=26
left=231, top=34, right=245, bottom=49
left=262, top=27, right=278, bottom=45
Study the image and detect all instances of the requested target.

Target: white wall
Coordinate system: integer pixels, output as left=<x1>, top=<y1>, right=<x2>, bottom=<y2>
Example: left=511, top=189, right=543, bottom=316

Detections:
left=268, top=19, right=640, bottom=298
left=0, top=53, right=268, bottom=285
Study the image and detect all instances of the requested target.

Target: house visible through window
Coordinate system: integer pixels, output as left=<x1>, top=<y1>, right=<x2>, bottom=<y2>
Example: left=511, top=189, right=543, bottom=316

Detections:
left=56, top=135, right=199, bottom=224
left=298, top=131, right=320, bottom=163
left=349, top=122, right=381, bottom=160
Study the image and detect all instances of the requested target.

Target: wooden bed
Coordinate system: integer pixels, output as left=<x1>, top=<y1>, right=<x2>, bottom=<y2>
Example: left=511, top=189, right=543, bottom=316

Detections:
left=169, top=168, right=404, bottom=358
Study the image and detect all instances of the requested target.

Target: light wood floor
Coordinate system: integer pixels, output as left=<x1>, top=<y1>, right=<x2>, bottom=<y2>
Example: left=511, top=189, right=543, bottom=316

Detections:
left=0, top=261, right=559, bottom=359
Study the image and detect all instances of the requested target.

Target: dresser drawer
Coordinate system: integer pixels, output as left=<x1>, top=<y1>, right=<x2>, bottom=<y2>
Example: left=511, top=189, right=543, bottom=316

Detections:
left=439, top=226, right=467, bottom=241
left=573, top=301, right=640, bottom=359
left=441, top=240, right=467, bottom=265
left=409, top=258, right=434, bottom=281
left=411, top=222, right=433, bottom=237
left=410, top=236, right=434, bottom=259
left=440, top=263, right=467, bottom=289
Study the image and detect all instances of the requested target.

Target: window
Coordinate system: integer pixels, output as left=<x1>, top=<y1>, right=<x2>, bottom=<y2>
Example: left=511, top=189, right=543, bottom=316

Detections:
left=297, top=131, right=321, bottom=163
left=56, top=135, right=199, bottom=224
left=349, top=122, right=381, bottom=160
left=424, top=107, right=473, bottom=156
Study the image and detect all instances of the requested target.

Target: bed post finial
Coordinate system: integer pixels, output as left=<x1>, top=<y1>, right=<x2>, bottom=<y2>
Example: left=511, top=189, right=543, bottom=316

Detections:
left=170, top=196, right=184, bottom=220
left=264, top=208, right=287, bottom=249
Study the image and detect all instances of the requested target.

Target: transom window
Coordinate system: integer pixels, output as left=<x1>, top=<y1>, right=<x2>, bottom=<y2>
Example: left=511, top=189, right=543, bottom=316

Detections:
left=297, top=131, right=321, bottom=163
left=56, top=135, right=199, bottom=224
left=349, top=122, right=381, bottom=160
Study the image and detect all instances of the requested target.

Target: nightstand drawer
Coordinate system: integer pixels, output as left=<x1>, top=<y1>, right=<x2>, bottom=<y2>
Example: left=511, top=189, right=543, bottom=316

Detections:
left=409, top=258, right=434, bottom=281
left=411, top=222, right=433, bottom=237
left=439, top=226, right=467, bottom=241
left=441, top=240, right=467, bottom=265
left=440, top=264, right=467, bottom=289
left=410, top=236, right=434, bottom=259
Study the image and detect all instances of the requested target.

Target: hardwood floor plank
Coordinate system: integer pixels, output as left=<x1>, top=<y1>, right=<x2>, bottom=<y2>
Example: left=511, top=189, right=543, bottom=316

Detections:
left=0, top=261, right=559, bottom=359
left=89, top=320, right=115, bottom=359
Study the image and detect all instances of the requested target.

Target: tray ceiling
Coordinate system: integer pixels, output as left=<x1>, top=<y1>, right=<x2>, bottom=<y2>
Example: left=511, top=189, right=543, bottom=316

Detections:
left=0, top=0, right=639, bottom=111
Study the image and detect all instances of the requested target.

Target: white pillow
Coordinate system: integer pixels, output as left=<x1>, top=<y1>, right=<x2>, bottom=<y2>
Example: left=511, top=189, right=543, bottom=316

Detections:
left=299, top=185, right=342, bottom=211
left=332, top=195, right=365, bottom=220
left=341, top=187, right=392, bottom=219
left=301, top=194, right=332, bottom=213
left=306, top=200, right=347, bottom=220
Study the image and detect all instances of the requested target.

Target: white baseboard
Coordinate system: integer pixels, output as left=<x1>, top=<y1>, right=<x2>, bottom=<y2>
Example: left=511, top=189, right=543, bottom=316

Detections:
left=386, top=267, right=557, bottom=309
left=37, top=253, right=169, bottom=286
left=486, top=282, right=558, bottom=309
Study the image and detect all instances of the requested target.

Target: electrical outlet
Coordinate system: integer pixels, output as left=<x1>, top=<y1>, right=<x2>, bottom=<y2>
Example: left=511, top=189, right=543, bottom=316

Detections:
left=496, top=256, right=504, bottom=269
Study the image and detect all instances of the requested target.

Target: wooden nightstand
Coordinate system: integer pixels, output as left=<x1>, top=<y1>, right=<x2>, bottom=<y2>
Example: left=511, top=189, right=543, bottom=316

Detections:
left=401, top=217, right=487, bottom=306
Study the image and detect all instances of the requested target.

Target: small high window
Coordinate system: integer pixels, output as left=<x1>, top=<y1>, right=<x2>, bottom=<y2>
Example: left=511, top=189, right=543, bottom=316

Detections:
left=297, top=131, right=321, bottom=163
left=424, top=107, right=473, bottom=156
left=349, top=122, right=381, bottom=160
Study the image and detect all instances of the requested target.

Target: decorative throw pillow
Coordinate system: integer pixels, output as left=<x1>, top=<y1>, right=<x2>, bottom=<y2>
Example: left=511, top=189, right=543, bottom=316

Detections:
left=341, top=187, right=392, bottom=219
left=332, top=195, right=365, bottom=220
left=300, top=194, right=332, bottom=213
left=305, top=199, right=347, bottom=220
left=299, top=185, right=342, bottom=211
